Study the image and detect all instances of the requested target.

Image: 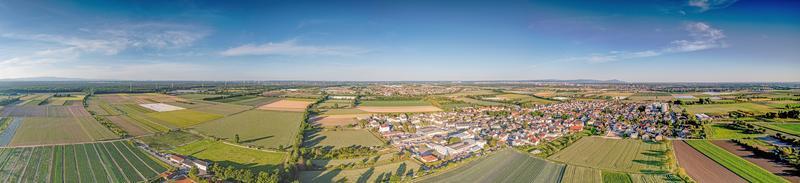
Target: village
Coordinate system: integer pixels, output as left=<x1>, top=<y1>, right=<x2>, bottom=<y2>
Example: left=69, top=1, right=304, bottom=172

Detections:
left=367, top=100, right=702, bottom=164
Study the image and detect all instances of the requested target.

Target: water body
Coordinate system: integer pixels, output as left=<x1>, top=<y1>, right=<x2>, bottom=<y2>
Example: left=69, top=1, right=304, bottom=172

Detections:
left=0, top=117, right=23, bottom=146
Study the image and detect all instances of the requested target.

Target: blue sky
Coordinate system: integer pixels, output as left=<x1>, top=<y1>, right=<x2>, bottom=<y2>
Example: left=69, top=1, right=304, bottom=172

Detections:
left=0, top=0, right=798, bottom=82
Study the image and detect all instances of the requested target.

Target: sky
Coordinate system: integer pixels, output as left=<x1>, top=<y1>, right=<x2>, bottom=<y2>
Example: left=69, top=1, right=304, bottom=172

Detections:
left=0, top=0, right=798, bottom=82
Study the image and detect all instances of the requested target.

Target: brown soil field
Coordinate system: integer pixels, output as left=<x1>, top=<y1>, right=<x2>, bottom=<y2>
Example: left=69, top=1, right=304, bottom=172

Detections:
left=356, top=106, right=442, bottom=113
left=711, top=140, right=800, bottom=182
left=673, top=140, right=746, bottom=183
left=106, top=115, right=150, bottom=136
left=258, top=99, right=312, bottom=112
left=312, top=114, right=370, bottom=127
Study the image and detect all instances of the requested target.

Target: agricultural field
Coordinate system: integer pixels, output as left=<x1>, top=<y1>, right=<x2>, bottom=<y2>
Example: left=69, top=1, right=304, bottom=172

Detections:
left=672, top=140, right=746, bottom=183
left=561, top=165, right=602, bottom=183
left=356, top=106, right=442, bottom=113
left=602, top=171, right=632, bottom=183
left=304, top=129, right=384, bottom=148
left=494, top=93, right=555, bottom=105
left=685, top=140, right=787, bottom=183
left=138, top=130, right=202, bottom=151
left=711, top=140, right=800, bottom=182
left=43, top=95, right=84, bottom=106
left=453, top=97, right=507, bottom=106
left=627, top=92, right=674, bottom=101
left=681, top=103, right=775, bottom=116
left=761, top=123, right=800, bottom=136
left=358, top=100, right=431, bottom=107
left=194, top=110, right=304, bottom=149
left=228, top=96, right=281, bottom=107
left=171, top=139, right=286, bottom=172
left=190, top=102, right=252, bottom=116
left=548, top=137, right=670, bottom=174
left=8, top=116, right=117, bottom=146
left=0, top=141, right=168, bottom=182
left=704, top=123, right=766, bottom=139
left=300, top=160, right=421, bottom=183
left=318, top=99, right=354, bottom=109
left=176, top=94, right=224, bottom=100
left=418, top=149, right=564, bottom=183
left=311, top=114, right=369, bottom=127
left=309, top=153, right=394, bottom=168
left=258, top=98, right=314, bottom=112
left=144, top=109, right=222, bottom=127
left=317, top=108, right=371, bottom=115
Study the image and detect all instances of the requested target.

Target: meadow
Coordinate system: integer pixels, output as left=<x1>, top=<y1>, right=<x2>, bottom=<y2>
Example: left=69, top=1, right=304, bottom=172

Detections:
left=0, top=141, right=167, bottom=182
left=145, top=109, right=223, bottom=127
left=305, top=129, right=384, bottom=148
left=137, top=130, right=202, bottom=151
left=318, top=99, right=354, bottom=108
left=170, top=139, right=286, bottom=172
left=300, top=160, right=421, bottom=183
left=194, top=110, right=304, bottom=149
left=495, top=94, right=555, bottom=105
left=454, top=97, right=507, bottom=106
left=704, top=124, right=766, bottom=139
left=418, top=149, right=564, bottom=183
left=602, top=171, right=632, bottom=183
left=548, top=137, right=670, bottom=174
left=681, top=103, right=775, bottom=115
left=685, top=140, right=787, bottom=183
left=561, top=165, right=602, bottom=183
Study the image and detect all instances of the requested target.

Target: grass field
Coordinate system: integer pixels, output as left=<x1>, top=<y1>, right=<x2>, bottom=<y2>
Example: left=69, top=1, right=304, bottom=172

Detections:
left=549, top=137, right=670, bottom=174
left=418, top=149, right=564, bottom=183
left=318, top=99, right=354, bottom=108
left=145, top=109, right=223, bottom=127
left=300, top=160, right=421, bottom=183
left=602, top=171, right=633, bottom=183
left=762, top=123, right=800, bottom=136
left=358, top=100, right=431, bottom=107
left=318, top=108, right=371, bottom=115
left=9, top=117, right=118, bottom=146
left=682, top=103, right=775, bottom=115
left=194, top=110, right=304, bottom=149
left=496, top=94, right=555, bottom=104
left=305, top=129, right=384, bottom=148
left=454, top=97, right=507, bottom=106
left=138, top=130, right=202, bottom=151
left=229, top=96, right=281, bottom=106
left=0, top=141, right=167, bottom=182
left=191, top=102, right=252, bottom=116
left=704, top=124, right=766, bottom=139
left=171, top=139, right=286, bottom=172
left=685, top=140, right=787, bottom=183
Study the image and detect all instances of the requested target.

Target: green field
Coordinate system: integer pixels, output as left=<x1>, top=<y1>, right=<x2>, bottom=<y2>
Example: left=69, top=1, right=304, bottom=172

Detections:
left=138, top=130, right=202, bottom=151
left=145, top=109, right=223, bottom=127
left=561, top=165, right=602, bottom=183
left=318, top=108, right=371, bottom=115
left=171, top=139, right=286, bottom=172
left=685, top=140, right=787, bottom=183
left=300, top=160, right=421, bottom=183
left=682, top=103, right=775, bottom=115
left=602, top=171, right=633, bottom=183
left=194, top=110, right=304, bottom=149
left=418, top=149, right=564, bottom=183
left=454, top=97, right=507, bottom=106
left=209, top=95, right=259, bottom=103
left=704, top=124, right=766, bottom=139
left=305, top=129, right=384, bottom=148
left=549, top=137, right=670, bottom=174
left=0, top=141, right=167, bottom=182
left=359, top=100, right=431, bottom=107
left=762, top=123, right=800, bottom=136
left=9, top=117, right=118, bottom=146
left=177, top=94, right=225, bottom=100
left=229, top=97, right=281, bottom=106
left=318, top=100, right=354, bottom=108
left=496, top=94, right=555, bottom=104
left=191, top=102, right=252, bottom=116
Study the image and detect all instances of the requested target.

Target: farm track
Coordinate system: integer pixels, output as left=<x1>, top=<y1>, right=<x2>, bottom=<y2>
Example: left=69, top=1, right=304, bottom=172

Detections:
left=672, top=140, right=746, bottom=183
left=711, top=140, right=800, bottom=182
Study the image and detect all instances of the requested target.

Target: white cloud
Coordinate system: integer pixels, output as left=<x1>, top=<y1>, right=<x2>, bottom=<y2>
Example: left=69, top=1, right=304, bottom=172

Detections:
left=688, top=0, right=738, bottom=12
left=220, top=39, right=367, bottom=56
left=0, top=22, right=209, bottom=70
left=562, top=22, right=726, bottom=63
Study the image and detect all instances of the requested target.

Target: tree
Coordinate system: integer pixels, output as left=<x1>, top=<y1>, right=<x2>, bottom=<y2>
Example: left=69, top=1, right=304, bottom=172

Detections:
left=447, top=137, right=462, bottom=144
left=235, top=134, right=240, bottom=143
left=188, top=166, right=199, bottom=180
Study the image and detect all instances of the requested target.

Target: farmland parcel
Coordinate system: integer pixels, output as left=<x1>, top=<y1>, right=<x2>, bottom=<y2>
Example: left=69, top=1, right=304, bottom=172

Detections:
left=171, top=139, right=286, bottom=172
left=194, top=110, right=304, bottom=149
left=418, top=149, right=564, bottom=183
left=549, top=137, right=670, bottom=174
left=685, top=140, right=787, bottom=183
left=0, top=141, right=167, bottom=182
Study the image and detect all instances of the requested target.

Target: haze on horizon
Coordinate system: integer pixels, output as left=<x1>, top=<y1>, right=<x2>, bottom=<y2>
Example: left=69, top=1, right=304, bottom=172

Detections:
left=0, top=0, right=798, bottom=82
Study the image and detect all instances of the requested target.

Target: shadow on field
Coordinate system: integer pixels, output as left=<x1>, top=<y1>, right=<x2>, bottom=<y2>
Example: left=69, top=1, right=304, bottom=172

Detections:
left=308, top=169, right=342, bottom=183
left=641, top=149, right=666, bottom=157
left=215, top=160, right=281, bottom=173
left=304, top=128, right=326, bottom=147
left=240, top=135, right=274, bottom=144
left=357, top=167, right=375, bottom=183
left=633, top=159, right=664, bottom=167
left=639, top=169, right=669, bottom=175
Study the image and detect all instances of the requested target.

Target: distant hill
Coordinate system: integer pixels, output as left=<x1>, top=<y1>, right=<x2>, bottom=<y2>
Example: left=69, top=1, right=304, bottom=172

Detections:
left=0, top=77, right=93, bottom=81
